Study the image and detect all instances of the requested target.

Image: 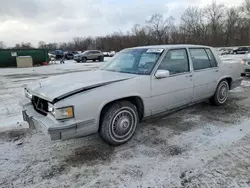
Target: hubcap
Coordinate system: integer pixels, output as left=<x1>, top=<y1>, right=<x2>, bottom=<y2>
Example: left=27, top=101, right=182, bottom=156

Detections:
left=111, top=109, right=135, bottom=140
left=218, top=82, right=228, bottom=103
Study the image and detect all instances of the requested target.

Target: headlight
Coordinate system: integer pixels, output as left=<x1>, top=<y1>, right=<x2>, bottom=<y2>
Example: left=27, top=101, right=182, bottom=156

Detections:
left=51, top=106, right=74, bottom=120
left=24, top=88, right=32, bottom=99
left=240, top=60, right=246, bottom=65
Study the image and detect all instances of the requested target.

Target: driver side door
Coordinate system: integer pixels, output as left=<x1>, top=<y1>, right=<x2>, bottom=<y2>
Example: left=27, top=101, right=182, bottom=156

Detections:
left=151, top=48, right=194, bottom=115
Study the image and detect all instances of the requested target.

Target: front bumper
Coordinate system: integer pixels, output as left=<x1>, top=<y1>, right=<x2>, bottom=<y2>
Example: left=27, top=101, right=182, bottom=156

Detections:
left=242, top=68, right=250, bottom=74
left=242, top=63, right=250, bottom=74
left=74, top=57, right=81, bottom=61
left=21, top=99, right=97, bottom=140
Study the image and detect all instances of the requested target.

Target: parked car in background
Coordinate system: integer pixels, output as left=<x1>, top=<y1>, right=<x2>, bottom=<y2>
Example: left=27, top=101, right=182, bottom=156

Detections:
left=48, top=52, right=56, bottom=59
left=109, top=51, right=116, bottom=57
left=241, top=53, right=250, bottom=76
left=103, top=52, right=110, bottom=57
left=63, top=51, right=79, bottom=60
left=221, top=49, right=231, bottom=55
left=74, top=50, right=104, bottom=62
left=55, top=50, right=64, bottom=59
left=22, top=44, right=242, bottom=145
left=102, top=51, right=116, bottom=57
left=65, top=52, right=74, bottom=60
left=233, top=47, right=250, bottom=54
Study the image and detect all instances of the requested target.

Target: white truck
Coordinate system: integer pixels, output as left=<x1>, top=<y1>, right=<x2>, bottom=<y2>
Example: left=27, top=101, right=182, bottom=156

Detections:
left=22, top=45, right=242, bottom=145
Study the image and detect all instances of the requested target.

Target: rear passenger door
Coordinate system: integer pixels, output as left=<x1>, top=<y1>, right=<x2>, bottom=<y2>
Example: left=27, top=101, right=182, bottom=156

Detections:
left=93, top=51, right=100, bottom=59
left=189, top=48, right=219, bottom=101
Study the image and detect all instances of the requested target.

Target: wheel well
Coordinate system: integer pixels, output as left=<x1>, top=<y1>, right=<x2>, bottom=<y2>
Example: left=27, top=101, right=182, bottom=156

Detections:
left=99, top=96, right=144, bottom=127
left=224, top=77, right=232, bottom=89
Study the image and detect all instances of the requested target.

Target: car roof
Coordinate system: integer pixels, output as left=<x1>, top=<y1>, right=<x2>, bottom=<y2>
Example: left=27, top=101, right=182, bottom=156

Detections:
left=129, top=44, right=212, bottom=49
left=86, top=50, right=101, bottom=52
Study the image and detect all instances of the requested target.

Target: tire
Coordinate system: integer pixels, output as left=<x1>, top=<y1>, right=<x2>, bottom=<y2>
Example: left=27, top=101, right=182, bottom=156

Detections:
left=210, top=80, right=229, bottom=106
left=99, top=101, right=139, bottom=145
left=82, top=57, right=87, bottom=62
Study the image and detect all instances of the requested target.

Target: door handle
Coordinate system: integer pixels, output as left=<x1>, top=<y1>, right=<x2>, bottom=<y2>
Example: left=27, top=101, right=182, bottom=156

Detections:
left=214, top=70, right=219, bottom=72
left=185, top=75, right=193, bottom=78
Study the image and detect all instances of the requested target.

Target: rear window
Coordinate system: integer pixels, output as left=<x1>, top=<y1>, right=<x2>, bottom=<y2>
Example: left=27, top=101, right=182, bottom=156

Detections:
left=189, top=48, right=212, bottom=70
left=205, top=49, right=217, bottom=67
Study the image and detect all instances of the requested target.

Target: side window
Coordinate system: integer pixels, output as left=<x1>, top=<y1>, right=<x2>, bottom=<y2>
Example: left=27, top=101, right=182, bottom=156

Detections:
left=189, top=48, right=211, bottom=70
left=158, top=49, right=189, bottom=75
left=205, top=49, right=217, bottom=67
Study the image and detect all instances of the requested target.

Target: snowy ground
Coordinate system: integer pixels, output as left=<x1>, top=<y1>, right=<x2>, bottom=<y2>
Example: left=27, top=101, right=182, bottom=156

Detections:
left=1, top=55, right=250, bottom=187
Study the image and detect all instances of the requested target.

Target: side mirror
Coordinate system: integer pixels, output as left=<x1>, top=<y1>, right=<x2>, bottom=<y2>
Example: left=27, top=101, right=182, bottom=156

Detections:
left=155, top=70, right=170, bottom=79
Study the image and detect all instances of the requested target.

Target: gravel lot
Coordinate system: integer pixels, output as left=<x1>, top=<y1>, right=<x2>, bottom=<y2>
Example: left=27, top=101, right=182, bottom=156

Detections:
left=1, top=57, right=250, bottom=187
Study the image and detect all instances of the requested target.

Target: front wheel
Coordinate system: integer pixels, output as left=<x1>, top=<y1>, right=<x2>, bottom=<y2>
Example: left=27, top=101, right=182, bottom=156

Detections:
left=210, top=80, right=229, bottom=106
left=99, top=101, right=139, bottom=145
left=82, top=57, right=87, bottom=62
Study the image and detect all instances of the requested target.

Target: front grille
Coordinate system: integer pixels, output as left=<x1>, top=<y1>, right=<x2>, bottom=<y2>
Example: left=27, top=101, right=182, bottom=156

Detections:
left=245, top=69, right=250, bottom=73
left=32, top=96, right=48, bottom=116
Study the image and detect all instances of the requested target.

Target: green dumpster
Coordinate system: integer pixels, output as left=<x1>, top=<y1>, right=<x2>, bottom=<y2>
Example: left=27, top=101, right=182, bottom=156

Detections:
left=0, top=49, right=49, bottom=67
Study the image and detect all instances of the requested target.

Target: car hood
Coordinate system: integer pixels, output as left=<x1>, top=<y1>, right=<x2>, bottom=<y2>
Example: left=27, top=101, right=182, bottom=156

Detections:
left=26, top=70, right=137, bottom=103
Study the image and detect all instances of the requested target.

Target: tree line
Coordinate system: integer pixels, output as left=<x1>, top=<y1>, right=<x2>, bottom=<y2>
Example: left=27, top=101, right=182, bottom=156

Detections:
left=0, top=0, right=250, bottom=52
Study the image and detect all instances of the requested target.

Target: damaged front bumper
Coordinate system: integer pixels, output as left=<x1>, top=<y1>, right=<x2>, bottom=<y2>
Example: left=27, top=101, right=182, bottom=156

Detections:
left=21, top=99, right=97, bottom=140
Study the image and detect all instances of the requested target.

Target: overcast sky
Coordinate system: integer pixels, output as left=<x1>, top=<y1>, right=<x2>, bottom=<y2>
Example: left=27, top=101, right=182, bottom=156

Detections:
left=0, top=0, right=245, bottom=47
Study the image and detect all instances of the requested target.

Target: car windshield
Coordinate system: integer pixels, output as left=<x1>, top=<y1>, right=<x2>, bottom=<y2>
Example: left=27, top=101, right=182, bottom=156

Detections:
left=101, top=48, right=164, bottom=75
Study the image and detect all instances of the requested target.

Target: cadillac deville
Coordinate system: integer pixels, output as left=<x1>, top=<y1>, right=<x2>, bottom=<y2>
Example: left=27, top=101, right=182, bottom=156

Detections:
left=22, top=45, right=242, bottom=145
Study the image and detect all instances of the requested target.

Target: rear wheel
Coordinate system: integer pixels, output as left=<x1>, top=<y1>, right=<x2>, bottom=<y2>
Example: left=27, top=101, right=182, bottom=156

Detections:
left=99, top=101, right=139, bottom=145
left=210, top=80, right=229, bottom=106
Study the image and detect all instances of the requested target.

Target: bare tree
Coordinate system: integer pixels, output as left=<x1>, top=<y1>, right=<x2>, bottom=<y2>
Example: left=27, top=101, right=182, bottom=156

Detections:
left=38, top=41, right=46, bottom=49
left=131, top=24, right=150, bottom=46
left=224, top=7, right=240, bottom=46
left=146, top=14, right=172, bottom=44
left=242, top=0, right=250, bottom=16
left=13, top=42, right=33, bottom=49
left=0, top=41, right=5, bottom=49
left=204, top=1, right=225, bottom=46
left=241, top=0, right=250, bottom=44
left=181, top=6, right=207, bottom=44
